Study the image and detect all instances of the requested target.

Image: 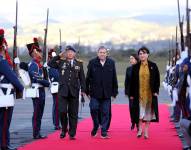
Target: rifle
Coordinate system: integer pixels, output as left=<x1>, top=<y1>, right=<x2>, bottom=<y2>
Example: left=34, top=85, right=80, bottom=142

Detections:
left=43, top=8, right=49, bottom=80
left=13, top=1, right=22, bottom=99
left=76, top=37, right=81, bottom=58
left=175, top=26, right=179, bottom=65
left=168, top=40, right=171, bottom=66
left=13, top=0, right=18, bottom=73
left=177, top=0, right=185, bottom=52
left=186, top=0, right=191, bottom=56
left=59, top=29, right=62, bottom=53
left=171, top=35, right=175, bottom=66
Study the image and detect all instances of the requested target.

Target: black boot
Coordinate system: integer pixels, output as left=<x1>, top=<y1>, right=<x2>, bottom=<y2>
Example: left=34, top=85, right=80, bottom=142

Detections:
left=60, top=132, right=66, bottom=139
left=131, top=123, right=135, bottom=130
left=1, top=145, right=17, bottom=150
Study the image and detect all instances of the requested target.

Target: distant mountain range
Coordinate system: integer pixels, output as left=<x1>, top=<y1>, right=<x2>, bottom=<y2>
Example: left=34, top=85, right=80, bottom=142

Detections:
left=131, top=14, right=178, bottom=25
left=0, top=14, right=178, bottom=50
left=0, top=18, right=14, bottom=28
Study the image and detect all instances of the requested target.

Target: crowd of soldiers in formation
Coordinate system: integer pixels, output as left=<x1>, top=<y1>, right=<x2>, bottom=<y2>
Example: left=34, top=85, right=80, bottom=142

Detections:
left=163, top=49, right=191, bottom=149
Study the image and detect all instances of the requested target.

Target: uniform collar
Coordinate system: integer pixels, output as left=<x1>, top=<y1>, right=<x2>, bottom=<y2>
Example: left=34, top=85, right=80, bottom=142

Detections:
left=33, top=58, right=43, bottom=68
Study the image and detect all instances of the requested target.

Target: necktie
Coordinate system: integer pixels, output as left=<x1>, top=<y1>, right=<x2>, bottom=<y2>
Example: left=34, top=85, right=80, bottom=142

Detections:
left=69, top=60, right=72, bottom=68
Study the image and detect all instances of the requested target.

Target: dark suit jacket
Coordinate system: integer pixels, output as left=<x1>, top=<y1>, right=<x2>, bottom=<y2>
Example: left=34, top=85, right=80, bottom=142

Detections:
left=48, top=55, right=86, bottom=98
left=86, top=57, right=118, bottom=99
left=129, top=60, right=160, bottom=123
left=124, top=66, right=132, bottom=96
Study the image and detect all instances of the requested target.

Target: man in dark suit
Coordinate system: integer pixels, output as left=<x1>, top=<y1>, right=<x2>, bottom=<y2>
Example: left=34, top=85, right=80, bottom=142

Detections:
left=86, top=46, right=118, bottom=139
left=48, top=45, right=86, bottom=140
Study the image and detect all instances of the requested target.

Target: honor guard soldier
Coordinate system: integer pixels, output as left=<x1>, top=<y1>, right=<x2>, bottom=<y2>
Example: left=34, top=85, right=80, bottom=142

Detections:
left=48, top=45, right=86, bottom=140
left=27, top=39, right=50, bottom=139
left=0, top=29, right=24, bottom=150
left=48, top=49, right=60, bottom=130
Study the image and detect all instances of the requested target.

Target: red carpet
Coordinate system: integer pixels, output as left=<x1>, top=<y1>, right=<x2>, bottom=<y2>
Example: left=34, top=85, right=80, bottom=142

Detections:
left=19, top=104, right=182, bottom=150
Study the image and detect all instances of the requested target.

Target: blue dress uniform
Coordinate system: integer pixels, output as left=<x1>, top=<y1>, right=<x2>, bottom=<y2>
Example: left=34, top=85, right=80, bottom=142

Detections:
left=0, top=55, right=24, bottom=150
left=28, top=59, right=49, bottom=138
left=180, top=57, right=191, bottom=118
left=48, top=66, right=60, bottom=129
left=27, top=42, right=50, bottom=139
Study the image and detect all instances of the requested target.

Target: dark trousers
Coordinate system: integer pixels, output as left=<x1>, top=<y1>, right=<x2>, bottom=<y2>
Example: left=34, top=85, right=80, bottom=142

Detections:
left=185, top=96, right=191, bottom=118
left=107, top=101, right=112, bottom=130
left=52, top=94, right=60, bottom=128
left=32, top=88, right=45, bottom=137
left=0, top=107, right=13, bottom=147
left=98, top=100, right=111, bottom=130
left=180, top=119, right=191, bottom=146
left=90, top=98, right=110, bottom=134
left=129, top=98, right=134, bottom=124
left=173, top=102, right=181, bottom=121
left=59, top=94, right=79, bottom=137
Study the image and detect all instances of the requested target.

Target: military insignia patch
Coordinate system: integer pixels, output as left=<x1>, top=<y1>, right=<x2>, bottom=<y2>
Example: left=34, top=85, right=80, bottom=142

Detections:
left=76, top=59, right=83, bottom=63
left=75, top=66, right=80, bottom=70
left=62, top=63, right=66, bottom=69
left=62, top=70, right=65, bottom=75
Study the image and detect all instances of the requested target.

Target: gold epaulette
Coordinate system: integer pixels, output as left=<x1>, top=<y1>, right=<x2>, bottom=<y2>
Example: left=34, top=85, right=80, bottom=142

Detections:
left=60, top=58, right=66, bottom=61
left=76, top=59, right=83, bottom=63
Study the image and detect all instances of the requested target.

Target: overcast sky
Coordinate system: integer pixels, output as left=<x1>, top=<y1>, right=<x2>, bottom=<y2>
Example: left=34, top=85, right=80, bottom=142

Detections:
left=0, top=0, right=188, bottom=25
left=0, top=0, right=189, bottom=47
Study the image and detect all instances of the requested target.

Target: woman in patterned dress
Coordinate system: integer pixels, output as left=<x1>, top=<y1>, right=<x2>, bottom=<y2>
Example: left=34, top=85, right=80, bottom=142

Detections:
left=129, top=46, right=160, bottom=139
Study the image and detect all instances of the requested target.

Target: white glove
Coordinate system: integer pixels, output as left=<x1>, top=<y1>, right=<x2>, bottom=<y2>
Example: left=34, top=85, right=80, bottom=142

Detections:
left=14, top=57, right=20, bottom=64
left=52, top=52, right=56, bottom=57
left=43, top=62, right=47, bottom=68
left=166, top=65, right=170, bottom=71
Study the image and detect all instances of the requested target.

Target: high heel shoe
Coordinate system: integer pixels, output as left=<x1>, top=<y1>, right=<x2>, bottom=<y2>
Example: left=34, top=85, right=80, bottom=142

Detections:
left=137, top=129, right=142, bottom=138
left=144, top=130, right=149, bottom=139
left=136, top=124, right=139, bottom=131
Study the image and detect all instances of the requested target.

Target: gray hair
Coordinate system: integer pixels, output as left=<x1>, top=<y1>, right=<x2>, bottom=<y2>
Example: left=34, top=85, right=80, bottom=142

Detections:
left=97, top=46, right=107, bottom=51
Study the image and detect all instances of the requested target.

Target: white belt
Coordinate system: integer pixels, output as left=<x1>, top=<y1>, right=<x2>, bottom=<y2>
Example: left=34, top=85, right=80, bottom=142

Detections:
left=32, top=83, right=43, bottom=88
left=51, top=82, right=59, bottom=85
left=0, top=84, right=14, bottom=89
left=0, top=84, right=14, bottom=95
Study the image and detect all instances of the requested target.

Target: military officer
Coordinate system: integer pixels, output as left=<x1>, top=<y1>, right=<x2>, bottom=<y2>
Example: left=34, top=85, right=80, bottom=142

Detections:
left=48, top=45, right=86, bottom=140
left=48, top=49, right=60, bottom=130
left=0, top=29, right=24, bottom=150
left=27, top=39, right=50, bottom=139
